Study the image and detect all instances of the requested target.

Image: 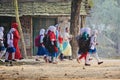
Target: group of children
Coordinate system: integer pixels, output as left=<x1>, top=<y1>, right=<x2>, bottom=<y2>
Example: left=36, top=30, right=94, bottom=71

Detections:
left=0, top=22, right=22, bottom=62
left=35, top=25, right=73, bottom=64
left=77, top=27, right=103, bottom=66
left=0, top=26, right=16, bottom=62
left=35, top=25, right=103, bottom=66
left=0, top=22, right=103, bottom=66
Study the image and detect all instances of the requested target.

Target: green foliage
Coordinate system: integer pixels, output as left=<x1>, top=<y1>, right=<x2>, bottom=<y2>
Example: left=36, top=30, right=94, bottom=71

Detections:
left=86, top=0, right=120, bottom=58
left=88, top=0, right=94, bottom=7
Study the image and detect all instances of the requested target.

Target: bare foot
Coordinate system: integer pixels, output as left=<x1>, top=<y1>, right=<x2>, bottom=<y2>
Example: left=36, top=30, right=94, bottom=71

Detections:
left=77, top=58, right=80, bottom=63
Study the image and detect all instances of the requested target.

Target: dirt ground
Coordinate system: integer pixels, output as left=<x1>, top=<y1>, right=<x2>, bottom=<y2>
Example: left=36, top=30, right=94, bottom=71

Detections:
left=0, top=58, right=120, bottom=80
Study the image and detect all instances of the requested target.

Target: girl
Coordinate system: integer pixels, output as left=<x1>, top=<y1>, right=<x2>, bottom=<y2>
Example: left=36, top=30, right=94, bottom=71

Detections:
left=63, top=27, right=72, bottom=60
left=5, top=28, right=16, bottom=62
left=11, top=22, right=22, bottom=60
left=89, top=30, right=103, bottom=65
left=77, top=27, right=91, bottom=66
left=47, top=26, right=58, bottom=64
left=35, top=28, right=49, bottom=62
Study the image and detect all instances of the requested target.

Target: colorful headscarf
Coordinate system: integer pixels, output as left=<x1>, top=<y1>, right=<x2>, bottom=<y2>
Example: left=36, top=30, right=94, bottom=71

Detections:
left=11, top=22, right=18, bottom=28
left=92, top=30, right=98, bottom=35
left=82, top=32, right=89, bottom=40
left=80, top=27, right=91, bottom=36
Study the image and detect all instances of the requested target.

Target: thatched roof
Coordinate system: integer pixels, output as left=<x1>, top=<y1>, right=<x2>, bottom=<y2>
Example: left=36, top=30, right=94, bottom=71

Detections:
left=0, top=1, right=87, bottom=17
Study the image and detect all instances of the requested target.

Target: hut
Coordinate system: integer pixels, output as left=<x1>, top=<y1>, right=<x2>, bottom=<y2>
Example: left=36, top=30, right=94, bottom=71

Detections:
left=0, top=0, right=90, bottom=56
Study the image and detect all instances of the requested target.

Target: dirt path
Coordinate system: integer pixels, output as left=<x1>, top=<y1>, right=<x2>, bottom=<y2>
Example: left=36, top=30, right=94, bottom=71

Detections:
left=0, top=59, right=120, bottom=80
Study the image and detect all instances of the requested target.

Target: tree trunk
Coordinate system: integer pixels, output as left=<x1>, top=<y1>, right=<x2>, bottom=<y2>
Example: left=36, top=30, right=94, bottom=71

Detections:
left=13, top=0, right=27, bottom=58
left=70, top=0, right=82, bottom=58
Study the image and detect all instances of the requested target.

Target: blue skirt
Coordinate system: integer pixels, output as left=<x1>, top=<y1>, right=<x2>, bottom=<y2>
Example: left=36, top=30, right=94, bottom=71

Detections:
left=37, top=46, right=49, bottom=56
left=89, top=48, right=97, bottom=53
left=7, top=47, right=16, bottom=53
left=0, top=46, right=5, bottom=51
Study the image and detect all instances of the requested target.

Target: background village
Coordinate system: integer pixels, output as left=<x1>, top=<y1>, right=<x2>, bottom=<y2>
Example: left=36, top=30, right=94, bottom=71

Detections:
left=0, top=0, right=120, bottom=80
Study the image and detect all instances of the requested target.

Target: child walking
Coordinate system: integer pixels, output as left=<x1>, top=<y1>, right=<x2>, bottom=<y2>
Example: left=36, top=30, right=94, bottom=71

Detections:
left=5, top=28, right=16, bottom=62
left=89, top=30, right=103, bottom=65
left=35, top=28, right=49, bottom=62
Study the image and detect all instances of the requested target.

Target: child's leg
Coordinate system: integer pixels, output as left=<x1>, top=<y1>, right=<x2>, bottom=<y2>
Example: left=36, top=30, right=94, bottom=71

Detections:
left=0, top=50, right=6, bottom=59
left=77, top=52, right=87, bottom=63
left=0, top=52, right=2, bottom=59
left=79, top=53, right=86, bottom=60
left=92, top=52, right=100, bottom=62
left=35, top=55, right=40, bottom=61
left=48, top=53, right=52, bottom=63
left=5, top=52, right=9, bottom=60
left=59, top=53, right=64, bottom=60
left=52, top=52, right=57, bottom=64
left=12, top=52, right=15, bottom=60
left=85, top=53, right=90, bottom=64
left=92, top=52, right=103, bottom=65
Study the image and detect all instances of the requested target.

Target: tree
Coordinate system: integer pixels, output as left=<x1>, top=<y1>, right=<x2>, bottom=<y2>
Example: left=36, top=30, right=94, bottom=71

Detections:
left=70, top=0, right=82, bottom=58
left=13, top=0, right=27, bottom=58
left=86, top=0, right=120, bottom=57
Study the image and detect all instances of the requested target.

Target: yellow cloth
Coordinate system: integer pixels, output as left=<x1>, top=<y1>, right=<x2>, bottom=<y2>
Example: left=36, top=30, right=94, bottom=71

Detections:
left=63, top=42, right=72, bottom=56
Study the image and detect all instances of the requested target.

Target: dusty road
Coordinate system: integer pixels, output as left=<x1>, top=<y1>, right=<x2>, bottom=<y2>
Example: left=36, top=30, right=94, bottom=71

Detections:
left=0, top=59, right=120, bottom=80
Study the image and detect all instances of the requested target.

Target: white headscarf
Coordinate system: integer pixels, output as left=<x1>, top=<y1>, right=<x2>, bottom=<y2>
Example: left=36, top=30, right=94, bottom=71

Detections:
left=90, top=30, right=98, bottom=49
left=80, top=27, right=91, bottom=36
left=7, top=28, right=15, bottom=42
left=48, top=25, right=56, bottom=34
left=7, top=28, right=15, bottom=47
left=39, top=28, right=45, bottom=35
left=45, top=29, right=48, bottom=35
left=39, top=28, right=45, bottom=43
left=55, top=24, right=59, bottom=28
left=0, top=27, right=4, bottom=32
left=9, top=28, right=15, bottom=34
left=92, top=30, right=98, bottom=35
left=63, top=27, right=71, bottom=42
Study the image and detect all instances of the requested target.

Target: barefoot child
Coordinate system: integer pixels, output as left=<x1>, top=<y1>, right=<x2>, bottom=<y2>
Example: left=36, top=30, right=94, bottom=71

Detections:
left=5, top=28, right=16, bottom=62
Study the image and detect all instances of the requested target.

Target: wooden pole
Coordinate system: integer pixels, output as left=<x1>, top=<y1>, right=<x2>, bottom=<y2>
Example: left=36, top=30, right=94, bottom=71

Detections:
left=13, top=0, right=27, bottom=59
left=30, top=16, right=33, bottom=57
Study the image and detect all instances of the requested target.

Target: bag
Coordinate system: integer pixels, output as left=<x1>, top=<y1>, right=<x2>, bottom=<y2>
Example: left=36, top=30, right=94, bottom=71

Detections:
left=78, top=37, right=90, bottom=53
left=4, top=33, right=13, bottom=48
left=43, top=34, right=50, bottom=48
left=4, top=34, right=8, bottom=48
left=35, top=35, right=41, bottom=47
left=43, top=34, right=55, bottom=53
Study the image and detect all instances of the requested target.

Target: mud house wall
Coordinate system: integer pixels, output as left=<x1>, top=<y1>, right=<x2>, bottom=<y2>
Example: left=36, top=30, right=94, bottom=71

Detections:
left=19, top=16, right=71, bottom=56
left=19, top=16, right=32, bottom=56
left=58, top=16, right=70, bottom=33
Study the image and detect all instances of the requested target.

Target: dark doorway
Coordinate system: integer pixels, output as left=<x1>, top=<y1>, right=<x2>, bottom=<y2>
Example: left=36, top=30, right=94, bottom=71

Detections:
left=0, top=16, right=14, bottom=35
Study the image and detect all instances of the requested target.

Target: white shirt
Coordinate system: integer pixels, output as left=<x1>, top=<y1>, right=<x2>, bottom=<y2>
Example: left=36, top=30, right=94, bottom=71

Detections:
left=90, top=35, right=97, bottom=49
left=7, top=33, right=14, bottom=47
left=64, top=32, right=70, bottom=42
